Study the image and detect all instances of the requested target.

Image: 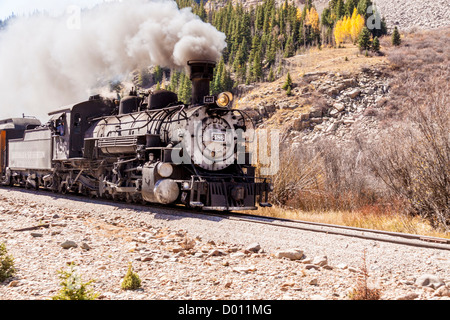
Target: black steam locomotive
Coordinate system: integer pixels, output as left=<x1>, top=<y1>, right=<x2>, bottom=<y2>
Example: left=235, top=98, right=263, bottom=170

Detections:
left=0, top=61, right=272, bottom=211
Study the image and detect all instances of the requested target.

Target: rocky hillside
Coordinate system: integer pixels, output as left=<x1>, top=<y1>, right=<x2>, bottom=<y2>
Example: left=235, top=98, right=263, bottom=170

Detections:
left=224, top=0, right=450, bottom=31
left=236, top=41, right=391, bottom=147
left=362, top=0, right=450, bottom=31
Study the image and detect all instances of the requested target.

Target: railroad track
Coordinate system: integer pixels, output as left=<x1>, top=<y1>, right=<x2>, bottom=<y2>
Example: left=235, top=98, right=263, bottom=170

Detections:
left=213, top=211, right=450, bottom=251
left=3, top=186, right=450, bottom=251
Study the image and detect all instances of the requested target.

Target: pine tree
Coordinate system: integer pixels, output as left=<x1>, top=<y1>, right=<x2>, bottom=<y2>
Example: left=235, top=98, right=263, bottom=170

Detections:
left=372, top=36, right=380, bottom=53
left=284, top=35, right=295, bottom=58
left=251, top=51, right=263, bottom=82
left=345, top=0, right=358, bottom=17
left=268, top=67, right=275, bottom=82
left=178, top=73, right=191, bottom=104
left=335, top=0, right=345, bottom=19
left=392, top=26, right=401, bottom=46
left=358, top=26, right=371, bottom=52
left=220, top=63, right=233, bottom=92
left=357, top=0, right=373, bottom=20
left=282, top=72, right=293, bottom=91
left=212, top=59, right=225, bottom=94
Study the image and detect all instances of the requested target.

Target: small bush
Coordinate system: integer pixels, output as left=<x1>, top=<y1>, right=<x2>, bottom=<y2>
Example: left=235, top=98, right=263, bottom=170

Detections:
left=0, top=243, right=16, bottom=282
left=392, top=27, right=401, bottom=46
left=121, top=263, right=142, bottom=290
left=348, top=250, right=382, bottom=300
left=52, top=263, right=99, bottom=300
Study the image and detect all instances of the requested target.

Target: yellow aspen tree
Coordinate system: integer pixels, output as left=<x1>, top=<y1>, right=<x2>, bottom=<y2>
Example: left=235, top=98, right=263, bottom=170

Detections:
left=343, top=16, right=352, bottom=42
left=334, top=19, right=345, bottom=45
left=334, top=9, right=365, bottom=45
left=305, top=7, right=320, bottom=34
left=350, top=8, right=365, bottom=43
left=297, top=8, right=302, bottom=21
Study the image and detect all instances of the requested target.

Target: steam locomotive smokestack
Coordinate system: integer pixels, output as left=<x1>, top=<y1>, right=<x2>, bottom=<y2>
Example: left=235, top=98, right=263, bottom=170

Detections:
left=188, top=60, right=216, bottom=105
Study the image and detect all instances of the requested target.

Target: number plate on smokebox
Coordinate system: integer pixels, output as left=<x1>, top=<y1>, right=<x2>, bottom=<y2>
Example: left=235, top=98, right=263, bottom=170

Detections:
left=212, top=133, right=226, bottom=142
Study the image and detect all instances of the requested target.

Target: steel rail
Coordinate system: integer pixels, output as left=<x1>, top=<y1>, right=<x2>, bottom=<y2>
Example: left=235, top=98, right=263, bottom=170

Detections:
left=213, top=212, right=450, bottom=251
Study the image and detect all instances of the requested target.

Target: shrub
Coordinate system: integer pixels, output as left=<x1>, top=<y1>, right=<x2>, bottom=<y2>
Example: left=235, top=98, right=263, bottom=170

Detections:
left=52, top=263, right=99, bottom=300
left=366, top=78, right=450, bottom=231
left=348, top=250, right=382, bottom=300
left=0, top=243, right=16, bottom=282
left=269, top=145, right=324, bottom=207
left=121, top=263, right=142, bottom=290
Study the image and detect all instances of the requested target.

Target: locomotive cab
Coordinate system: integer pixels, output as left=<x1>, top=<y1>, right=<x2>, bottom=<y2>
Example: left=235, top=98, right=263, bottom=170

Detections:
left=48, top=97, right=114, bottom=159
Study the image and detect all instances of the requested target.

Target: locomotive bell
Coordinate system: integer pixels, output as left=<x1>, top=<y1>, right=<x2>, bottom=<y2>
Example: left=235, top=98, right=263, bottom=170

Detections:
left=188, top=60, right=216, bottom=105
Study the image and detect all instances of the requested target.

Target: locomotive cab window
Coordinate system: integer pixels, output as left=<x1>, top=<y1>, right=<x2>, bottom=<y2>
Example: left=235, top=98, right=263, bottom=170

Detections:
left=73, top=113, right=82, bottom=134
left=55, top=115, right=66, bottom=136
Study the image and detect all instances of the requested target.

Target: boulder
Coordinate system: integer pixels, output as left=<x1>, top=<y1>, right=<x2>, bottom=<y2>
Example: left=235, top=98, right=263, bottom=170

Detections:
left=415, top=274, right=445, bottom=289
left=333, top=103, right=346, bottom=112
left=60, top=240, right=78, bottom=249
left=293, top=119, right=310, bottom=131
left=275, top=248, right=303, bottom=260
left=309, top=107, right=323, bottom=118
left=347, top=88, right=361, bottom=99
left=246, top=243, right=261, bottom=253
left=312, top=255, right=328, bottom=267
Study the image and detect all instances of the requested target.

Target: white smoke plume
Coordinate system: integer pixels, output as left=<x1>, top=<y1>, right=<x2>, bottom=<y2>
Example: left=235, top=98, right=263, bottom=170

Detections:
left=0, top=0, right=226, bottom=121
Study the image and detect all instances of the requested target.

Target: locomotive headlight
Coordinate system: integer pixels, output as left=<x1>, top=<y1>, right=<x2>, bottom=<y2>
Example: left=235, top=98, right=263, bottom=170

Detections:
left=182, top=181, right=190, bottom=190
left=217, top=92, right=233, bottom=108
left=157, top=162, right=173, bottom=178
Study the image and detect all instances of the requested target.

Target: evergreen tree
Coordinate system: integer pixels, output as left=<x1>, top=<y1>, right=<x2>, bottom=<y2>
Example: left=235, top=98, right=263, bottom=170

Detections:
left=358, top=26, right=371, bottom=52
left=284, top=35, right=295, bottom=58
left=392, top=26, right=401, bottom=46
left=153, top=65, right=163, bottom=83
left=196, top=0, right=207, bottom=22
left=220, top=62, right=234, bottom=92
left=251, top=51, right=263, bottom=82
left=167, top=70, right=180, bottom=93
left=372, top=36, right=380, bottom=53
left=268, top=67, right=275, bottom=82
left=335, top=0, right=345, bottom=19
left=178, top=73, right=191, bottom=104
left=357, top=0, right=373, bottom=20
left=212, top=59, right=225, bottom=94
left=282, top=72, right=293, bottom=91
left=345, top=0, right=358, bottom=17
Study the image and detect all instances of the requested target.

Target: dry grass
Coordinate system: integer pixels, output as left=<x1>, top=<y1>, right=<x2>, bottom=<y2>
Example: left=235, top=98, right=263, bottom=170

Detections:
left=256, top=206, right=450, bottom=239
left=291, top=44, right=387, bottom=76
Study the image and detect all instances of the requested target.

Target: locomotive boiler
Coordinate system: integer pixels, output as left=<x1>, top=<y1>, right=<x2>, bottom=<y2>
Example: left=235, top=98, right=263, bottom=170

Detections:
left=0, top=60, right=272, bottom=211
